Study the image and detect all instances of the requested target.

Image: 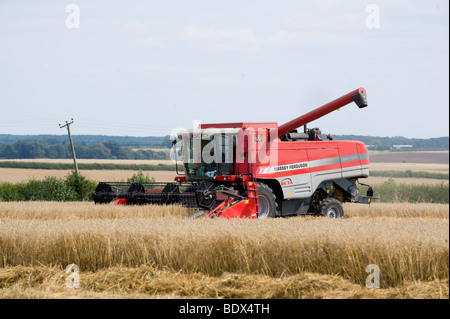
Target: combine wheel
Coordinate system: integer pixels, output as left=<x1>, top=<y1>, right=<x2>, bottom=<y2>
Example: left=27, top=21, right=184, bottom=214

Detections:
left=319, top=198, right=344, bottom=219
left=257, top=183, right=278, bottom=219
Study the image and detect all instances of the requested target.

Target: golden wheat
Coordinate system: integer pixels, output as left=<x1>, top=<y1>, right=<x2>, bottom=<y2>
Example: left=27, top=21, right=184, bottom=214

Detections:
left=0, top=202, right=447, bottom=221
left=0, top=201, right=192, bottom=221
left=0, top=202, right=448, bottom=298
left=0, top=212, right=448, bottom=287
left=343, top=203, right=449, bottom=219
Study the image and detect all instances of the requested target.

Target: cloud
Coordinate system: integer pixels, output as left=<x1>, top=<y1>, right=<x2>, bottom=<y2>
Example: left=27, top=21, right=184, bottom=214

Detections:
left=266, top=30, right=332, bottom=47
left=143, top=64, right=177, bottom=72
left=181, top=26, right=259, bottom=51
left=181, top=26, right=357, bottom=51
left=128, top=19, right=359, bottom=52
left=122, top=21, right=153, bottom=34
left=184, top=27, right=257, bottom=43
left=135, top=36, right=165, bottom=48
left=282, top=13, right=364, bottom=31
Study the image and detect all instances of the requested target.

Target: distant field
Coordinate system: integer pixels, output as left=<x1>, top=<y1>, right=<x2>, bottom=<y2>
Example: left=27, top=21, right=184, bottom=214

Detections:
left=0, top=168, right=177, bottom=183
left=365, top=176, right=448, bottom=185
left=0, top=158, right=174, bottom=165
left=369, top=151, right=449, bottom=164
left=367, top=162, right=449, bottom=185
left=370, top=163, right=449, bottom=174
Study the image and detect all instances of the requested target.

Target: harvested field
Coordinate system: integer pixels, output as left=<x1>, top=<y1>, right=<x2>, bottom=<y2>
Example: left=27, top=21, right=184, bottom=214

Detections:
left=0, top=201, right=448, bottom=299
left=1, top=266, right=447, bottom=299
left=369, top=151, right=449, bottom=164
left=365, top=176, right=449, bottom=185
left=369, top=162, right=449, bottom=174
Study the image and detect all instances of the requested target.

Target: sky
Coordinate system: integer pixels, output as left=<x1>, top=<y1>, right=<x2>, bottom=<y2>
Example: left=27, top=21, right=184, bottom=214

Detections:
left=0, top=0, right=448, bottom=138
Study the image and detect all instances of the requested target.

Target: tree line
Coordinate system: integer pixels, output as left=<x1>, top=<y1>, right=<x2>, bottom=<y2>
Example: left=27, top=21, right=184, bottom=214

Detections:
left=0, top=140, right=167, bottom=160
left=332, top=135, right=449, bottom=150
left=0, top=134, right=172, bottom=148
left=1, top=134, right=448, bottom=150
left=0, top=161, right=176, bottom=171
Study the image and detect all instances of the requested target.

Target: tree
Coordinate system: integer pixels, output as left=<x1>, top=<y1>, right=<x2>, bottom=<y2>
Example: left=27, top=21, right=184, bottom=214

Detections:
left=14, top=140, right=46, bottom=158
left=77, top=143, right=112, bottom=159
left=0, top=144, right=18, bottom=158
left=127, top=169, right=155, bottom=183
left=103, top=140, right=133, bottom=159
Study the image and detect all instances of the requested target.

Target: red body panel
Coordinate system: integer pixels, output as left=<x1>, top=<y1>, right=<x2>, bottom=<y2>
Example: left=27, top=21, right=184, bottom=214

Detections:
left=114, top=198, right=128, bottom=205
left=251, top=140, right=368, bottom=179
left=216, top=199, right=258, bottom=219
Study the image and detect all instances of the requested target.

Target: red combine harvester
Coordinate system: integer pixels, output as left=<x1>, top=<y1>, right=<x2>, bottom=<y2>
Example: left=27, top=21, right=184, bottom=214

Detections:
left=93, top=88, right=374, bottom=219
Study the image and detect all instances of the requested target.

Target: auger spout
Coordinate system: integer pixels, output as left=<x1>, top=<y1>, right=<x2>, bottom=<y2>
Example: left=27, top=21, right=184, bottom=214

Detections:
left=277, top=87, right=367, bottom=138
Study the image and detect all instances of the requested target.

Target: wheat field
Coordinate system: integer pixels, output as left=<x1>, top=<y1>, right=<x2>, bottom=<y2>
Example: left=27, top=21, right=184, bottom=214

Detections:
left=0, top=201, right=448, bottom=299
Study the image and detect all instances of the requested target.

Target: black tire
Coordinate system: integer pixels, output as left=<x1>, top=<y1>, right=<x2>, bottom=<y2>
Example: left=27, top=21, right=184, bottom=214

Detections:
left=257, top=183, right=278, bottom=218
left=319, top=198, right=344, bottom=219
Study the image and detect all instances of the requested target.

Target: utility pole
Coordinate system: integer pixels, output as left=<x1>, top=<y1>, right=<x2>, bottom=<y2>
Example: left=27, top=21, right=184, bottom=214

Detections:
left=59, top=118, right=79, bottom=176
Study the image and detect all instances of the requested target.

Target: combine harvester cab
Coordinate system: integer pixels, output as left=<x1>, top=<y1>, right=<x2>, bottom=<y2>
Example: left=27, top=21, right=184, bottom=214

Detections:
left=93, top=87, right=374, bottom=219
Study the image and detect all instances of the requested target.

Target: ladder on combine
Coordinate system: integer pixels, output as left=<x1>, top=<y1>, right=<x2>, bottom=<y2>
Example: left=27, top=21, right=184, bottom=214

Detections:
left=246, top=163, right=260, bottom=218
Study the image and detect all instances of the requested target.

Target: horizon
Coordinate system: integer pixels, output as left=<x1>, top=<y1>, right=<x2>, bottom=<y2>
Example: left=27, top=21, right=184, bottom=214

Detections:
left=0, top=132, right=449, bottom=140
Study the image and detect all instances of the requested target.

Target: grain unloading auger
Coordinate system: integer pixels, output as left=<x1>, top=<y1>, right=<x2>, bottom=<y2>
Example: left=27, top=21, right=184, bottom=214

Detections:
left=93, top=87, right=374, bottom=219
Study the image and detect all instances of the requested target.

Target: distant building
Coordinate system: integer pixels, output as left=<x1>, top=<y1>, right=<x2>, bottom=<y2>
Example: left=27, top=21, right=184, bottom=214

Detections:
left=392, top=145, right=413, bottom=149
